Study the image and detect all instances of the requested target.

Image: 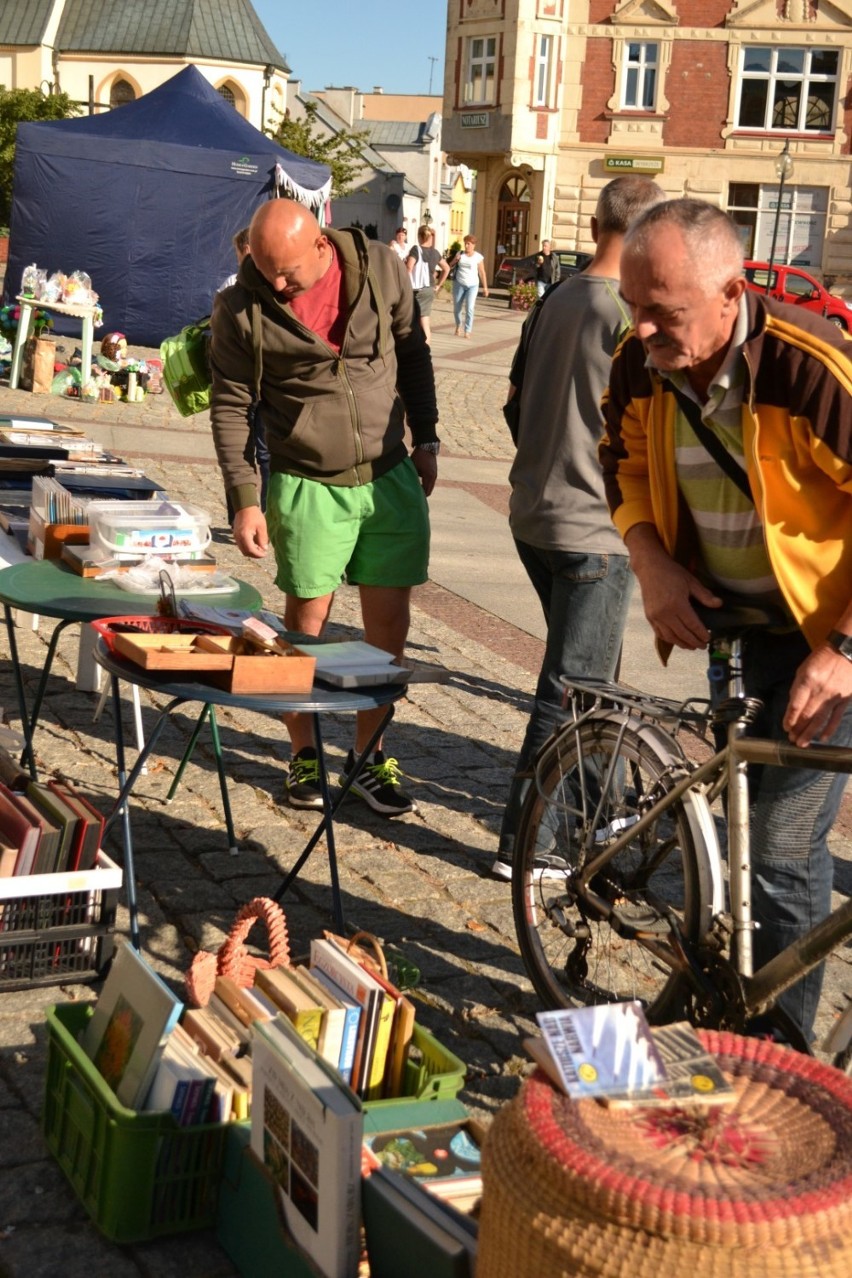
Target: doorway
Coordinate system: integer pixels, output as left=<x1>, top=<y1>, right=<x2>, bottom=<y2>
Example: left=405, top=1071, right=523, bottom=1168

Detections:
left=495, top=175, right=531, bottom=278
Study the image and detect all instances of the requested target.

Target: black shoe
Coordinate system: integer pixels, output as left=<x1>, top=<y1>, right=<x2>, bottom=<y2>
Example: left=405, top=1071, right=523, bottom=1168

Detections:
left=340, top=749, right=415, bottom=816
left=285, top=747, right=323, bottom=809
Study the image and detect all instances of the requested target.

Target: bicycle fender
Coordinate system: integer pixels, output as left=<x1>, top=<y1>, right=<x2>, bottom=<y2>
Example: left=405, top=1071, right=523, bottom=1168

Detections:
left=595, top=710, right=726, bottom=920
left=823, top=997, right=852, bottom=1054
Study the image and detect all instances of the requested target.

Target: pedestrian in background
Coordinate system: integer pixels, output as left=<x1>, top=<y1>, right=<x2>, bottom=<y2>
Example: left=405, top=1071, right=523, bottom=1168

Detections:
left=494, top=176, right=666, bottom=877
left=534, top=239, right=560, bottom=298
left=210, top=199, right=440, bottom=817
left=449, top=234, right=489, bottom=338
left=389, top=226, right=408, bottom=260
left=407, top=224, right=450, bottom=345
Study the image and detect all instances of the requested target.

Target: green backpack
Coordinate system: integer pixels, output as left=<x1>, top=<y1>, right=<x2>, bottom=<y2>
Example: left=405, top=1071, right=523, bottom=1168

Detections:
left=159, top=316, right=213, bottom=417
left=160, top=304, right=265, bottom=418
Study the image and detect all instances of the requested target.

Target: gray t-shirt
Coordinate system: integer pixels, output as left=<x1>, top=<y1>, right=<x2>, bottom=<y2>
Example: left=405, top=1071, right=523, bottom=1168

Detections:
left=508, top=273, right=629, bottom=554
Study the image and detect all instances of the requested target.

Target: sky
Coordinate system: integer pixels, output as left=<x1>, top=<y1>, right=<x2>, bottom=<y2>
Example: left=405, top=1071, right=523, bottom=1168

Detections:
left=252, top=1, right=447, bottom=97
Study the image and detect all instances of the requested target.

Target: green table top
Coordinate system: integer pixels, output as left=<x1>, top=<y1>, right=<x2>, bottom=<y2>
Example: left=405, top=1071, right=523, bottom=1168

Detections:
left=0, top=558, right=263, bottom=624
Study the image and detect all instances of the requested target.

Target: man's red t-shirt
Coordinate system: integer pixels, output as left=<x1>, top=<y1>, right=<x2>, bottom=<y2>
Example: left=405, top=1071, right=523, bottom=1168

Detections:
left=289, top=245, right=347, bottom=352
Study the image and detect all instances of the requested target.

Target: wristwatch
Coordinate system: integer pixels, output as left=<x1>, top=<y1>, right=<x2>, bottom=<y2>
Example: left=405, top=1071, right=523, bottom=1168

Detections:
left=414, top=441, right=441, bottom=454
left=826, top=630, right=852, bottom=662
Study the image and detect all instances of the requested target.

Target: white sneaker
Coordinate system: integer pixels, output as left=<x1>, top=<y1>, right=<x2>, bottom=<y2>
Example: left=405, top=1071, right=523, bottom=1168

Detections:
left=490, top=854, right=569, bottom=882
left=594, top=814, right=640, bottom=844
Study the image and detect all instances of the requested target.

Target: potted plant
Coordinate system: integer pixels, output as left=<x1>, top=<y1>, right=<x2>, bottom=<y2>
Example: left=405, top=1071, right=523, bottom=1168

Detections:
left=509, top=280, right=537, bottom=311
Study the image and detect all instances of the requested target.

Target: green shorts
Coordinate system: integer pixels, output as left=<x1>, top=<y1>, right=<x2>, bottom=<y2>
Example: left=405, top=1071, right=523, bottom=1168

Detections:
left=266, top=458, right=430, bottom=598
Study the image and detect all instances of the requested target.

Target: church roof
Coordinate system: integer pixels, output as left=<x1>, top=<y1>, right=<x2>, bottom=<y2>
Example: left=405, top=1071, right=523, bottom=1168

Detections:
left=0, top=0, right=288, bottom=71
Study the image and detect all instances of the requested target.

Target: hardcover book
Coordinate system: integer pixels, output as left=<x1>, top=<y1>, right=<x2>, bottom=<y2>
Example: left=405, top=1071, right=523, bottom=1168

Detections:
left=81, top=941, right=184, bottom=1109
left=251, top=1017, right=362, bottom=1278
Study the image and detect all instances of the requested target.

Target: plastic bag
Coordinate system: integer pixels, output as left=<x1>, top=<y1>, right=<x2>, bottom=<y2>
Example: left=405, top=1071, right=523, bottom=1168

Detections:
left=41, top=272, right=66, bottom=304
left=63, top=271, right=97, bottom=306
left=159, top=317, right=212, bottom=417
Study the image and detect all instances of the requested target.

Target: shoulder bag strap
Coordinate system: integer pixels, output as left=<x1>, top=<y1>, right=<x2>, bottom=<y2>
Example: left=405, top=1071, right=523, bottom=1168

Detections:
left=664, top=380, right=753, bottom=502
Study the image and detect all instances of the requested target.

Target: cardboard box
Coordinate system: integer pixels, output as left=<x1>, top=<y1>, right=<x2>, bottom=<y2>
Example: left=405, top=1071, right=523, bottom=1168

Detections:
left=216, top=1124, right=320, bottom=1278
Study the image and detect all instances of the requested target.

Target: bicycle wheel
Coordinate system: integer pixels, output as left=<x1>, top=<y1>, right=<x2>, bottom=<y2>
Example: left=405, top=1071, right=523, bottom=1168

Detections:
left=512, top=712, right=720, bottom=1020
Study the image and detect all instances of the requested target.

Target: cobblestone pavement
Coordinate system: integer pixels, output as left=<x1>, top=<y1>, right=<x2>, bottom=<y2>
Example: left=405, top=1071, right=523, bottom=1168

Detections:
left=0, top=291, right=848, bottom=1276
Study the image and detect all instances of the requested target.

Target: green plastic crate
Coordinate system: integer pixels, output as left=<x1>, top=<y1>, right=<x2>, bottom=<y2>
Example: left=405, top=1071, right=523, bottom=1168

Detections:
left=43, top=1002, right=227, bottom=1243
left=363, top=1022, right=466, bottom=1118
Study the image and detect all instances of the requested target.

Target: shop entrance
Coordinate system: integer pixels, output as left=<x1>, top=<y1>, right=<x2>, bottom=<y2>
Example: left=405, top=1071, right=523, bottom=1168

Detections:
left=495, top=175, right=531, bottom=278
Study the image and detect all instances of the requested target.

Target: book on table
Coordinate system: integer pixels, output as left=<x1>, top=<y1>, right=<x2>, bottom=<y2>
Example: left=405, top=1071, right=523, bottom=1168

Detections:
left=251, top=1015, right=362, bottom=1278
left=529, top=1002, right=735, bottom=1107
left=363, top=1115, right=484, bottom=1215
left=293, top=640, right=411, bottom=689
left=81, top=941, right=184, bottom=1109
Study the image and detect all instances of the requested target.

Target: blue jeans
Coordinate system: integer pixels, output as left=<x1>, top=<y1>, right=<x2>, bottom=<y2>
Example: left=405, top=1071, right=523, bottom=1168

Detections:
left=453, top=282, right=479, bottom=333
left=730, top=628, right=852, bottom=1042
left=499, top=542, right=634, bottom=853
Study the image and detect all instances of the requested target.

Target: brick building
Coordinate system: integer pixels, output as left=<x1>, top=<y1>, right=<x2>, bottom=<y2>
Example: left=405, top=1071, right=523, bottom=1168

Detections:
left=442, top=0, right=852, bottom=291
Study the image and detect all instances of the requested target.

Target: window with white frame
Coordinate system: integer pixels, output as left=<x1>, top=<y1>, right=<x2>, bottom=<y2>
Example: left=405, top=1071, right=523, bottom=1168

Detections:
left=622, top=42, right=658, bottom=110
left=533, top=34, right=554, bottom=108
left=736, top=47, right=838, bottom=133
left=464, top=36, right=497, bottom=104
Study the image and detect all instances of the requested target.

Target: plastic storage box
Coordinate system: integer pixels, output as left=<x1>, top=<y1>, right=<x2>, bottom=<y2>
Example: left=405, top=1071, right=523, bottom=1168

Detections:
left=86, top=500, right=210, bottom=557
left=363, top=1023, right=466, bottom=1123
left=0, top=851, right=121, bottom=990
left=43, top=1001, right=227, bottom=1242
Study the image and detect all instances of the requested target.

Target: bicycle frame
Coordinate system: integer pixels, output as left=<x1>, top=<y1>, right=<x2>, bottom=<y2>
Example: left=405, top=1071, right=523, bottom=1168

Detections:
left=554, top=657, right=852, bottom=1038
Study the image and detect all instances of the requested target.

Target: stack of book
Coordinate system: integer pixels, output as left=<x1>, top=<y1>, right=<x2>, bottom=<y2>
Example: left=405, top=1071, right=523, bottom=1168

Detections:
left=0, top=778, right=104, bottom=877
left=251, top=936, right=416, bottom=1101
left=81, top=946, right=253, bottom=1124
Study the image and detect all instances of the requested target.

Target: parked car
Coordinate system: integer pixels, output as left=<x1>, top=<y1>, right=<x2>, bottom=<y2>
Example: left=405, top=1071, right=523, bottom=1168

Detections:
left=494, top=249, right=593, bottom=288
left=743, top=260, right=851, bottom=330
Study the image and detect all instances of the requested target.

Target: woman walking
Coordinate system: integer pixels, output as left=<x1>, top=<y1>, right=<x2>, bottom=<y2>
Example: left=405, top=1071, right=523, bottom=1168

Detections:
left=450, top=234, right=489, bottom=337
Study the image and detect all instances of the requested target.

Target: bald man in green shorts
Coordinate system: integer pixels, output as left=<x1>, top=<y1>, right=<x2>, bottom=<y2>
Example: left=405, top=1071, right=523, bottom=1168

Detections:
left=210, top=200, right=439, bottom=815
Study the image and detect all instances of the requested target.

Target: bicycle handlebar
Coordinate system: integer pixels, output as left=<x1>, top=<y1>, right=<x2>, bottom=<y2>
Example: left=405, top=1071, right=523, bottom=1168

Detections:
left=692, top=599, right=789, bottom=635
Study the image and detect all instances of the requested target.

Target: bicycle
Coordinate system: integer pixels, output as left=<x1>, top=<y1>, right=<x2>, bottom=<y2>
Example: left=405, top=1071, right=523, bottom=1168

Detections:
left=511, top=601, right=852, bottom=1072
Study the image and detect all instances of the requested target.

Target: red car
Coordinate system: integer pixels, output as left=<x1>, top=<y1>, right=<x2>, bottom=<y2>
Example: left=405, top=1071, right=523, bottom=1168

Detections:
left=743, top=260, right=851, bottom=330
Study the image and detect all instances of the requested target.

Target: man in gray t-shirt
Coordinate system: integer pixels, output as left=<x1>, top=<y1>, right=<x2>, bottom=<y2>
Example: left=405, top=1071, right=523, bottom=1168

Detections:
left=494, top=176, right=665, bottom=878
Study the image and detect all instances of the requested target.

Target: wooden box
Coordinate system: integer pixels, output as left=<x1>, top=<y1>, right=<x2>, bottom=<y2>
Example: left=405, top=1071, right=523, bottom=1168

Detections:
left=196, top=635, right=316, bottom=694
left=108, top=632, right=316, bottom=693
left=110, top=633, right=233, bottom=672
left=27, top=511, right=90, bottom=561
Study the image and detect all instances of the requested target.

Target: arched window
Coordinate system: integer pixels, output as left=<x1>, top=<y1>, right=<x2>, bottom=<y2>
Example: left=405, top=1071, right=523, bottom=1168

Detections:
left=110, top=78, right=135, bottom=109
left=218, top=84, right=236, bottom=108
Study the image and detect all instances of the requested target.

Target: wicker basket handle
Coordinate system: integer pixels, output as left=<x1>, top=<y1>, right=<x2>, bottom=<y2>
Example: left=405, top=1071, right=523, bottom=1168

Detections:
left=347, top=929, right=388, bottom=980
left=217, top=896, right=291, bottom=975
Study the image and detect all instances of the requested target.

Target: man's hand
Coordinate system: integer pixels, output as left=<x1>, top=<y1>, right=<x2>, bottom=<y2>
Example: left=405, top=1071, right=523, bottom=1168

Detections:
left=625, top=523, right=722, bottom=649
left=232, top=506, right=269, bottom=559
left=783, top=645, right=852, bottom=746
left=412, top=448, right=438, bottom=497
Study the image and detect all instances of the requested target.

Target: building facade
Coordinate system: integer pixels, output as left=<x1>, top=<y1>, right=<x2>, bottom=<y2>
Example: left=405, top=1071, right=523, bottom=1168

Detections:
left=0, top=0, right=288, bottom=132
left=442, top=0, right=852, bottom=290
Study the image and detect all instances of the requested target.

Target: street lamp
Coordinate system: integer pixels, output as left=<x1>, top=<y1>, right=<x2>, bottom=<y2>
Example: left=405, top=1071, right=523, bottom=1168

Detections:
left=766, top=139, right=794, bottom=295
left=422, top=208, right=432, bottom=227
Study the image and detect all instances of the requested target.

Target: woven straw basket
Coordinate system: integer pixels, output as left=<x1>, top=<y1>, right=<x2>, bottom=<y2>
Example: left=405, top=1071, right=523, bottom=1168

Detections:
left=185, top=896, right=291, bottom=1007
left=478, top=1029, right=852, bottom=1278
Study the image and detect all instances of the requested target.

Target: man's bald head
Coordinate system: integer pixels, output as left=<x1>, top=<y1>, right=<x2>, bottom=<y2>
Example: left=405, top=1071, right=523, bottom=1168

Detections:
left=249, top=200, right=331, bottom=300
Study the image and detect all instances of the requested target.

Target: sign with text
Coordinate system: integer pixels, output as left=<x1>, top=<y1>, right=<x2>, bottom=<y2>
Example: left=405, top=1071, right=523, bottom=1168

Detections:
left=604, top=156, right=665, bottom=173
left=460, top=112, right=490, bottom=128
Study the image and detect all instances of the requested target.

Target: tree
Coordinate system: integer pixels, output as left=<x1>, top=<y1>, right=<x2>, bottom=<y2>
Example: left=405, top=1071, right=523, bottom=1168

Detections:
left=269, top=101, right=368, bottom=200
left=0, top=88, right=80, bottom=228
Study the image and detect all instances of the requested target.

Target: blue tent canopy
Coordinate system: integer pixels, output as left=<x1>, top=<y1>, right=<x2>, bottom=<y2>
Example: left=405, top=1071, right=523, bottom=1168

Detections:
left=5, top=66, right=331, bottom=346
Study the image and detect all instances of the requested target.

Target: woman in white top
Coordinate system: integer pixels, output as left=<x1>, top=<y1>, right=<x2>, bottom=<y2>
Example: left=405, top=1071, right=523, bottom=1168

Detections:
left=388, top=226, right=408, bottom=260
left=448, top=234, right=489, bottom=337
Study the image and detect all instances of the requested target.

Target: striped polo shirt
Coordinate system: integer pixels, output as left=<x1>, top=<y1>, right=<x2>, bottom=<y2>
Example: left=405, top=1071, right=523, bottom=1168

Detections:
left=660, top=299, right=790, bottom=615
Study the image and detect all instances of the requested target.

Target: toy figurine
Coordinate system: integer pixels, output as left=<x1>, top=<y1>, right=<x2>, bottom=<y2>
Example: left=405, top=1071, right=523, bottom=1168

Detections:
left=100, top=332, right=128, bottom=363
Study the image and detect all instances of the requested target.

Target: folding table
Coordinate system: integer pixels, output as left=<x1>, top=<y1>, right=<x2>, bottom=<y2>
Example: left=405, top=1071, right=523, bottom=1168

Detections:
left=94, top=640, right=406, bottom=947
left=0, top=558, right=262, bottom=777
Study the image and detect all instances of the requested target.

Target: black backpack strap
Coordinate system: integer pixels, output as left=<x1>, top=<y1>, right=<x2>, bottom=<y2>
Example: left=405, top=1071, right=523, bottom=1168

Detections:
left=664, top=380, right=753, bottom=503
